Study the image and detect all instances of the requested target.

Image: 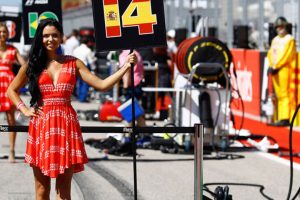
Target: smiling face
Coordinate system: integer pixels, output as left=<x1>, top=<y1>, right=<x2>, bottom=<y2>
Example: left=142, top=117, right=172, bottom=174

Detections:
left=42, top=25, right=62, bottom=52
left=0, top=25, right=8, bottom=43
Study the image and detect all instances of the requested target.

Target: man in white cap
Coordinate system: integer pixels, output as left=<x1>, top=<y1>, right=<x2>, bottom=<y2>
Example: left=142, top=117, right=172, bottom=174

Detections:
left=167, top=29, right=177, bottom=54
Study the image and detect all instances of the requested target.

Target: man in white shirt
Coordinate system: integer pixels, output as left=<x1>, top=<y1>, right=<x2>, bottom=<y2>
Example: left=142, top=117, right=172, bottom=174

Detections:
left=73, top=36, right=97, bottom=102
left=64, top=29, right=80, bottom=56
left=73, top=37, right=96, bottom=69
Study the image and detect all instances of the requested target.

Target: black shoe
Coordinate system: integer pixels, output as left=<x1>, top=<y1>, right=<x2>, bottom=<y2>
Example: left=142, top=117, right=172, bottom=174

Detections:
left=273, top=120, right=290, bottom=127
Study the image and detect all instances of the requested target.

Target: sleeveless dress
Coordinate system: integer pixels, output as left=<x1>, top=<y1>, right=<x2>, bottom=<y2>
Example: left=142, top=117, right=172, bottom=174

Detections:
left=0, top=45, right=17, bottom=112
left=25, top=56, right=88, bottom=178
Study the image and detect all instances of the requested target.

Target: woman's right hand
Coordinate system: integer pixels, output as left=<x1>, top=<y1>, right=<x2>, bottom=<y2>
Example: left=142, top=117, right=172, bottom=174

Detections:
left=22, top=107, right=43, bottom=118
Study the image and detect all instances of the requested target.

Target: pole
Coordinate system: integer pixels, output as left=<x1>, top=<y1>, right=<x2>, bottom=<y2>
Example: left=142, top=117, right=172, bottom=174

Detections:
left=258, top=0, right=264, bottom=50
left=227, top=0, right=233, bottom=49
left=130, top=49, right=138, bottom=200
left=194, top=124, right=203, bottom=200
left=242, top=0, right=248, bottom=25
left=213, top=0, right=219, bottom=38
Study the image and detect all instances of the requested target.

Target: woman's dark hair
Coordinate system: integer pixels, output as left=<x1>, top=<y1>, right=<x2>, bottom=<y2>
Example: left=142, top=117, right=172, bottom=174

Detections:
left=26, top=18, right=63, bottom=106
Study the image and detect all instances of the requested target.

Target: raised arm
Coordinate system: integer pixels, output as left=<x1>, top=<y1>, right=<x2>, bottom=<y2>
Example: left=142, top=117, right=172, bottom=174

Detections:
left=77, top=52, right=137, bottom=91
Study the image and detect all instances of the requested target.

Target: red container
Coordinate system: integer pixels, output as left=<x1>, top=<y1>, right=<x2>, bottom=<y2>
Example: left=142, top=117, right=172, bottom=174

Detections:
left=99, top=100, right=123, bottom=122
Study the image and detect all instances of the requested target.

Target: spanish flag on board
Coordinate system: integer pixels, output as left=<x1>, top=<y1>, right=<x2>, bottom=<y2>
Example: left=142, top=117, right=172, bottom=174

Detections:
left=103, top=0, right=121, bottom=38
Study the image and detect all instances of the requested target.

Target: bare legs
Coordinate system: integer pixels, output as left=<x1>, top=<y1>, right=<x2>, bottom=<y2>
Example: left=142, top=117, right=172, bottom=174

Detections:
left=6, top=108, right=16, bottom=163
left=32, top=166, right=74, bottom=200
left=33, top=166, right=51, bottom=200
left=56, top=166, right=74, bottom=200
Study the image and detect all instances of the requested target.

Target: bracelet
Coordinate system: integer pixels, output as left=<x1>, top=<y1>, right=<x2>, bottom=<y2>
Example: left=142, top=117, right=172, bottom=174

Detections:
left=16, top=102, right=25, bottom=120
left=16, top=101, right=25, bottom=110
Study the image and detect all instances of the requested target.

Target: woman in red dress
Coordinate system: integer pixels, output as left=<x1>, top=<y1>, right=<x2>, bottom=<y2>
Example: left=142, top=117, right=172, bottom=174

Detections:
left=0, top=22, right=25, bottom=162
left=7, top=18, right=137, bottom=199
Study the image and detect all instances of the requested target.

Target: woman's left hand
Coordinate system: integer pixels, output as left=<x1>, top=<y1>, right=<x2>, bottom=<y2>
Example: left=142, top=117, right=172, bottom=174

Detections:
left=126, top=52, right=138, bottom=67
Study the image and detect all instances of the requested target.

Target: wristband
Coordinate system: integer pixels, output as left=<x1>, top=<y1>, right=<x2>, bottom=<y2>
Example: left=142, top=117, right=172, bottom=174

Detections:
left=16, top=101, right=25, bottom=120
left=16, top=101, right=25, bottom=110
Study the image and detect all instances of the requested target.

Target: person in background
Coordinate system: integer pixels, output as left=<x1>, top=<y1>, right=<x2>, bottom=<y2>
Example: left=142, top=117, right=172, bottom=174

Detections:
left=166, top=29, right=177, bottom=85
left=267, top=16, right=297, bottom=126
left=166, top=29, right=177, bottom=55
left=119, top=49, right=146, bottom=127
left=7, top=18, right=137, bottom=199
left=64, top=29, right=79, bottom=56
left=0, top=22, right=26, bottom=163
left=73, top=36, right=97, bottom=102
left=152, top=47, right=172, bottom=109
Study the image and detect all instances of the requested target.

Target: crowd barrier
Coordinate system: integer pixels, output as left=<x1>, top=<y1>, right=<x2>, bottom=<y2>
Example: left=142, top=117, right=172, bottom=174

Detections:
left=0, top=124, right=204, bottom=200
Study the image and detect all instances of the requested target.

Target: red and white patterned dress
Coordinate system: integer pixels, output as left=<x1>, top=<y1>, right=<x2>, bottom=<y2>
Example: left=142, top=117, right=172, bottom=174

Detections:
left=25, top=56, right=88, bottom=178
left=0, top=45, right=17, bottom=112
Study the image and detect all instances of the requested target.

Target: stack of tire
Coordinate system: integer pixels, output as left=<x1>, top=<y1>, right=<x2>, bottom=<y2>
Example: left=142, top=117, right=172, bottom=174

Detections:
left=175, top=36, right=232, bottom=86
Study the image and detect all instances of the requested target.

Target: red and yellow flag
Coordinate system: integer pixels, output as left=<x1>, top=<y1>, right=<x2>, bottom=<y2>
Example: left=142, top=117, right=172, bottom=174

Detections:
left=103, top=0, right=121, bottom=38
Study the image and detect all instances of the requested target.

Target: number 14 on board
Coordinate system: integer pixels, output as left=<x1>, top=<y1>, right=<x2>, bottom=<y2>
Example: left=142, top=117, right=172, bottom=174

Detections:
left=103, top=0, right=157, bottom=38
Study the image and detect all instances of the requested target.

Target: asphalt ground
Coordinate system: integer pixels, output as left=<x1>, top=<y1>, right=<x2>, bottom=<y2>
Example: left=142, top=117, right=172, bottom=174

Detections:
left=1, top=95, right=300, bottom=199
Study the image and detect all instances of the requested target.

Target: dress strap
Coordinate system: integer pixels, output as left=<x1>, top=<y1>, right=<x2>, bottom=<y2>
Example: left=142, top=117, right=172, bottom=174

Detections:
left=63, top=55, right=77, bottom=75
